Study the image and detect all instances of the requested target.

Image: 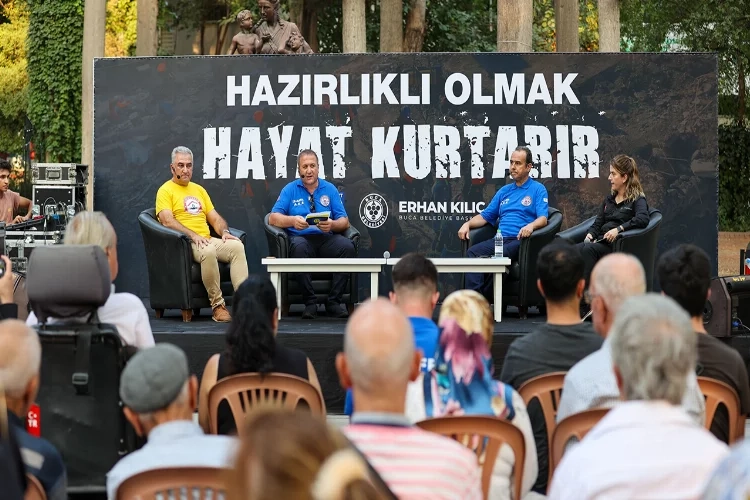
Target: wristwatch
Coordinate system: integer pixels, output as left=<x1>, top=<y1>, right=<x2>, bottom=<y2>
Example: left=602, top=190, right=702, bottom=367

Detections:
left=222, top=229, right=230, bottom=234
left=618, top=225, right=624, bottom=233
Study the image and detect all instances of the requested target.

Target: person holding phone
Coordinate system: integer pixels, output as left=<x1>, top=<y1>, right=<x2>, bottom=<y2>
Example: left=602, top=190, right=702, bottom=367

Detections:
left=577, top=154, right=650, bottom=284
left=269, top=149, right=354, bottom=319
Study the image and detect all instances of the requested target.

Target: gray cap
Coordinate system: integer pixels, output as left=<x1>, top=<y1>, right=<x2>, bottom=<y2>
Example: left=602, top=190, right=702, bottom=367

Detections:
left=119, top=343, right=190, bottom=413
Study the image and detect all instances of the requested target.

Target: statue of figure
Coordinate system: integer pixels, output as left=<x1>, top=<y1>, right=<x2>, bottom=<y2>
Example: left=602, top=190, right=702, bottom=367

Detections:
left=255, top=0, right=313, bottom=54
left=278, top=30, right=306, bottom=54
left=227, top=10, right=261, bottom=54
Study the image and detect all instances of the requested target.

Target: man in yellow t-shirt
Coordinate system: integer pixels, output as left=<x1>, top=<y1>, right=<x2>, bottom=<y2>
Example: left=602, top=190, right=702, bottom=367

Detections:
left=155, top=146, right=248, bottom=322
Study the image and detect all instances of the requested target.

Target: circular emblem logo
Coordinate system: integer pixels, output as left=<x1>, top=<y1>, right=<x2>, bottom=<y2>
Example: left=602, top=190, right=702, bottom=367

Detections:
left=359, top=193, right=388, bottom=229
left=184, top=196, right=202, bottom=214
left=320, top=195, right=330, bottom=207
left=521, top=196, right=532, bottom=207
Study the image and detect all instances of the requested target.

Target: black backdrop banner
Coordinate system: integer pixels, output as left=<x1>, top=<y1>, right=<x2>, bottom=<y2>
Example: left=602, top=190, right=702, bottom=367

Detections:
left=93, top=53, right=718, bottom=299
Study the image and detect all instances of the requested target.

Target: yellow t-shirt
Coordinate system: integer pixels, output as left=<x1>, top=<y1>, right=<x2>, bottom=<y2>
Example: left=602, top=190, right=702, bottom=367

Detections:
left=155, top=180, right=215, bottom=238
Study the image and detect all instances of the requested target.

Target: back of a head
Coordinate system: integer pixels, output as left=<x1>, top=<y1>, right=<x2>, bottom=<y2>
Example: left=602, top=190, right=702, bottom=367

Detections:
left=657, top=244, right=711, bottom=318
left=438, top=290, right=493, bottom=345
left=344, top=299, right=414, bottom=395
left=64, top=211, right=116, bottom=250
left=610, top=294, right=696, bottom=405
left=230, top=409, right=383, bottom=500
left=225, top=276, right=278, bottom=375
left=591, top=253, right=646, bottom=314
left=537, top=240, right=584, bottom=303
left=0, top=320, right=40, bottom=399
left=391, top=253, right=438, bottom=299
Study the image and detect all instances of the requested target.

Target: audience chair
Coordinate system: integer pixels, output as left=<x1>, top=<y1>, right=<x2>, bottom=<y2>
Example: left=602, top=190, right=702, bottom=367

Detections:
left=138, top=208, right=247, bottom=322
left=556, top=207, right=662, bottom=290
left=263, top=213, right=360, bottom=315
left=27, top=245, right=139, bottom=493
left=461, top=208, right=563, bottom=319
left=697, top=376, right=745, bottom=443
left=416, top=415, right=525, bottom=500
left=115, top=467, right=227, bottom=500
left=24, top=474, right=46, bottom=500
left=518, top=371, right=566, bottom=489
left=549, top=408, right=610, bottom=478
left=207, top=373, right=325, bottom=435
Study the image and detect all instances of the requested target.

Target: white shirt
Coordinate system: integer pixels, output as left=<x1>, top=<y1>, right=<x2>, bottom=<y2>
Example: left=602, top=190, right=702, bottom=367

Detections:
left=556, top=339, right=705, bottom=426
left=549, top=401, right=728, bottom=500
left=27, top=285, right=155, bottom=348
left=106, top=421, right=237, bottom=499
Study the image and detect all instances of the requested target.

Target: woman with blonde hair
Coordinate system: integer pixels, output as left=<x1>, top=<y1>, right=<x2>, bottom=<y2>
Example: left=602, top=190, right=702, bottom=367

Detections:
left=228, top=409, right=390, bottom=500
left=577, top=154, right=649, bottom=282
left=405, top=290, right=539, bottom=500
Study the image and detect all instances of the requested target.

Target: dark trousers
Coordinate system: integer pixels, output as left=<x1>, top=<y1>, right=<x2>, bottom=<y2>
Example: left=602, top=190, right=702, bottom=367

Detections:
left=576, top=241, right=612, bottom=284
left=465, top=237, right=521, bottom=297
left=290, top=233, right=356, bottom=305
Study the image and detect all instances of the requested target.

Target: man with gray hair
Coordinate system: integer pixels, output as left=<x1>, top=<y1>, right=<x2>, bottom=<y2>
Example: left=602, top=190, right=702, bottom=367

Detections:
left=26, top=211, right=154, bottom=347
left=549, top=295, right=728, bottom=499
left=107, top=343, right=236, bottom=499
left=0, top=320, right=66, bottom=500
left=556, top=253, right=705, bottom=424
left=337, top=298, right=482, bottom=500
left=156, top=146, right=248, bottom=322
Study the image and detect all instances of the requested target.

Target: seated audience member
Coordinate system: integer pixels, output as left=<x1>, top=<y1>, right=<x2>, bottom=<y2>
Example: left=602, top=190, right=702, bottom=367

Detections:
left=269, top=149, right=355, bottom=319
left=156, top=146, right=249, bottom=323
left=345, top=252, right=440, bottom=416
left=198, top=275, right=323, bottom=434
left=658, top=244, right=750, bottom=443
left=459, top=146, right=549, bottom=298
left=500, top=240, right=602, bottom=493
left=0, top=320, right=66, bottom=500
left=407, top=290, right=539, bottom=500
left=0, top=255, right=20, bottom=320
left=107, top=344, right=236, bottom=499
left=337, top=299, right=483, bottom=499
left=556, top=253, right=705, bottom=425
left=549, top=295, right=728, bottom=499
left=702, top=440, right=750, bottom=499
left=575, top=154, right=649, bottom=287
left=228, top=409, right=388, bottom=500
left=0, top=409, right=25, bottom=500
left=26, top=211, right=154, bottom=348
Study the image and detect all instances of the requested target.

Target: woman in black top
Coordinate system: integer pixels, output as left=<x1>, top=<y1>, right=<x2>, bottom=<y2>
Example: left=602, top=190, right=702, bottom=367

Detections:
left=577, top=154, right=650, bottom=282
left=198, top=275, right=323, bottom=434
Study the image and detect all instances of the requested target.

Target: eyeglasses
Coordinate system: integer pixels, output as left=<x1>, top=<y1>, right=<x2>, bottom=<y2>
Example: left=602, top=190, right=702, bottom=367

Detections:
left=308, top=195, right=315, bottom=212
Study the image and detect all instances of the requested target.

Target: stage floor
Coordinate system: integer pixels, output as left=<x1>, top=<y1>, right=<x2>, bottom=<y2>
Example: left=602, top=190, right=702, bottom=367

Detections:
left=150, top=305, right=545, bottom=414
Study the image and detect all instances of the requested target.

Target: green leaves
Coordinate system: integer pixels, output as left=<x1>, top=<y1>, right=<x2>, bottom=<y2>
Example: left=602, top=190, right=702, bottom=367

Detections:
left=718, top=125, right=750, bottom=231
left=26, top=0, right=84, bottom=162
left=0, top=0, right=29, bottom=153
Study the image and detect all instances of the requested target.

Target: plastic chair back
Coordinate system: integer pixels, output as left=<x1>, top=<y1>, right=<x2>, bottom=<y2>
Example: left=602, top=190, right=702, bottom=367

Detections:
left=24, top=474, right=46, bottom=500
left=697, top=376, right=745, bottom=443
left=549, top=408, right=609, bottom=477
left=115, top=467, right=226, bottom=500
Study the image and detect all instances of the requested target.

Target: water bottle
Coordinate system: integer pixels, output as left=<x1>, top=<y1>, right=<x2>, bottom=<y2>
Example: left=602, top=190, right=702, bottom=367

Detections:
left=494, top=228, right=504, bottom=258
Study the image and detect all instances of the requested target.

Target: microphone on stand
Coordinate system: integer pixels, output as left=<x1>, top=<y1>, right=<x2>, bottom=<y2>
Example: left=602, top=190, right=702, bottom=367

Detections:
left=383, top=251, right=390, bottom=259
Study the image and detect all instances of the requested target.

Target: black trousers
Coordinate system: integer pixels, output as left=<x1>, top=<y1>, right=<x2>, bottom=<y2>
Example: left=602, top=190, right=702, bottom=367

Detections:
left=290, top=233, right=356, bottom=305
left=576, top=241, right=612, bottom=284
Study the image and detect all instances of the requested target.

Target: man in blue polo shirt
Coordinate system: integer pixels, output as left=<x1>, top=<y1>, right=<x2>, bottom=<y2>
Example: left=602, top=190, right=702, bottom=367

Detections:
left=458, top=146, right=549, bottom=297
left=270, top=149, right=355, bottom=319
left=344, top=252, right=440, bottom=416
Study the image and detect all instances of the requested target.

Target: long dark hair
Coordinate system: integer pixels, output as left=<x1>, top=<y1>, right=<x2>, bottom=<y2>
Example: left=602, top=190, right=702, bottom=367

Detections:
left=224, top=275, right=277, bottom=375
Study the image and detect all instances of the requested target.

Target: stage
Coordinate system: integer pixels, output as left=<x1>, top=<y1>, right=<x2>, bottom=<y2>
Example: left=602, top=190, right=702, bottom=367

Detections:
left=149, top=305, right=546, bottom=414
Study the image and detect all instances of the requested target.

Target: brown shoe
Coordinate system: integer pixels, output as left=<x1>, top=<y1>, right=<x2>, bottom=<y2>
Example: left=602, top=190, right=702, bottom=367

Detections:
left=212, top=304, right=231, bottom=322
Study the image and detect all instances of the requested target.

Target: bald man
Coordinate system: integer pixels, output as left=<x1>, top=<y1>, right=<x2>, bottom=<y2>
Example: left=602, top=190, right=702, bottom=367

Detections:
left=556, top=254, right=705, bottom=425
left=337, top=299, right=482, bottom=500
left=0, top=320, right=66, bottom=500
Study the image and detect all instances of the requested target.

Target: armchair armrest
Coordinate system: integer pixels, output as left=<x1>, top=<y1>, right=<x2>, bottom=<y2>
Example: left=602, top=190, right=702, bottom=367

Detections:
left=557, top=215, right=596, bottom=244
left=462, top=224, right=497, bottom=255
left=343, top=225, right=361, bottom=254
left=138, top=209, right=194, bottom=309
left=264, top=213, right=290, bottom=258
left=613, top=209, right=662, bottom=251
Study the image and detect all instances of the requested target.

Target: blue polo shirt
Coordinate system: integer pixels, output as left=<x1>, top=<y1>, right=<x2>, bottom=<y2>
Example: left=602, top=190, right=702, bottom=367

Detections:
left=480, top=177, right=548, bottom=236
left=344, top=316, right=439, bottom=416
left=271, top=179, right=348, bottom=236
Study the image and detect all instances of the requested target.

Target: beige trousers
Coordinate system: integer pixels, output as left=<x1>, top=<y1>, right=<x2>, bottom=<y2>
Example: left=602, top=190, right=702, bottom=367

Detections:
left=191, top=237, right=248, bottom=308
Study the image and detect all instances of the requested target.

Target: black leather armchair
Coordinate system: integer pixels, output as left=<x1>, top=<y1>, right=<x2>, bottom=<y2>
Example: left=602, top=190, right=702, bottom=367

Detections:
left=263, top=213, right=360, bottom=314
left=556, top=208, right=663, bottom=290
left=138, top=208, right=247, bottom=321
left=461, top=208, right=563, bottom=319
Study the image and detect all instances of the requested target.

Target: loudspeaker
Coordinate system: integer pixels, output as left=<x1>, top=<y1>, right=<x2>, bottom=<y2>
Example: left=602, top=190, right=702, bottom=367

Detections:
left=704, top=275, right=750, bottom=337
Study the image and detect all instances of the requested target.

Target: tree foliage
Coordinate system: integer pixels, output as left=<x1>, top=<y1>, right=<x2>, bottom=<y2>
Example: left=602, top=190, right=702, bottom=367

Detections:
left=0, top=0, right=29, bottom=154
left=106, top=0, right=137, bottom=57
left=160, top=0, right=246, bottom=54
left=718, top=125, right=750, bottom=231
left=26, top=0, right=83, bottom=162
left=533, top=0, right=598, bottom=52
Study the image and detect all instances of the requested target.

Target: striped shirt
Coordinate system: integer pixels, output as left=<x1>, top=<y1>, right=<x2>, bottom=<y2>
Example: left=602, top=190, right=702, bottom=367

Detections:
left=344, top=414, right=482, bottom=500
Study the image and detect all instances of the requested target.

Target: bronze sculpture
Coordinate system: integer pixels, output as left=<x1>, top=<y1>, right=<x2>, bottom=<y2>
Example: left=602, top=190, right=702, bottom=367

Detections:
left=227, top=10, right=261, bottom=54
left=254, top=0, right=313, bottom=54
